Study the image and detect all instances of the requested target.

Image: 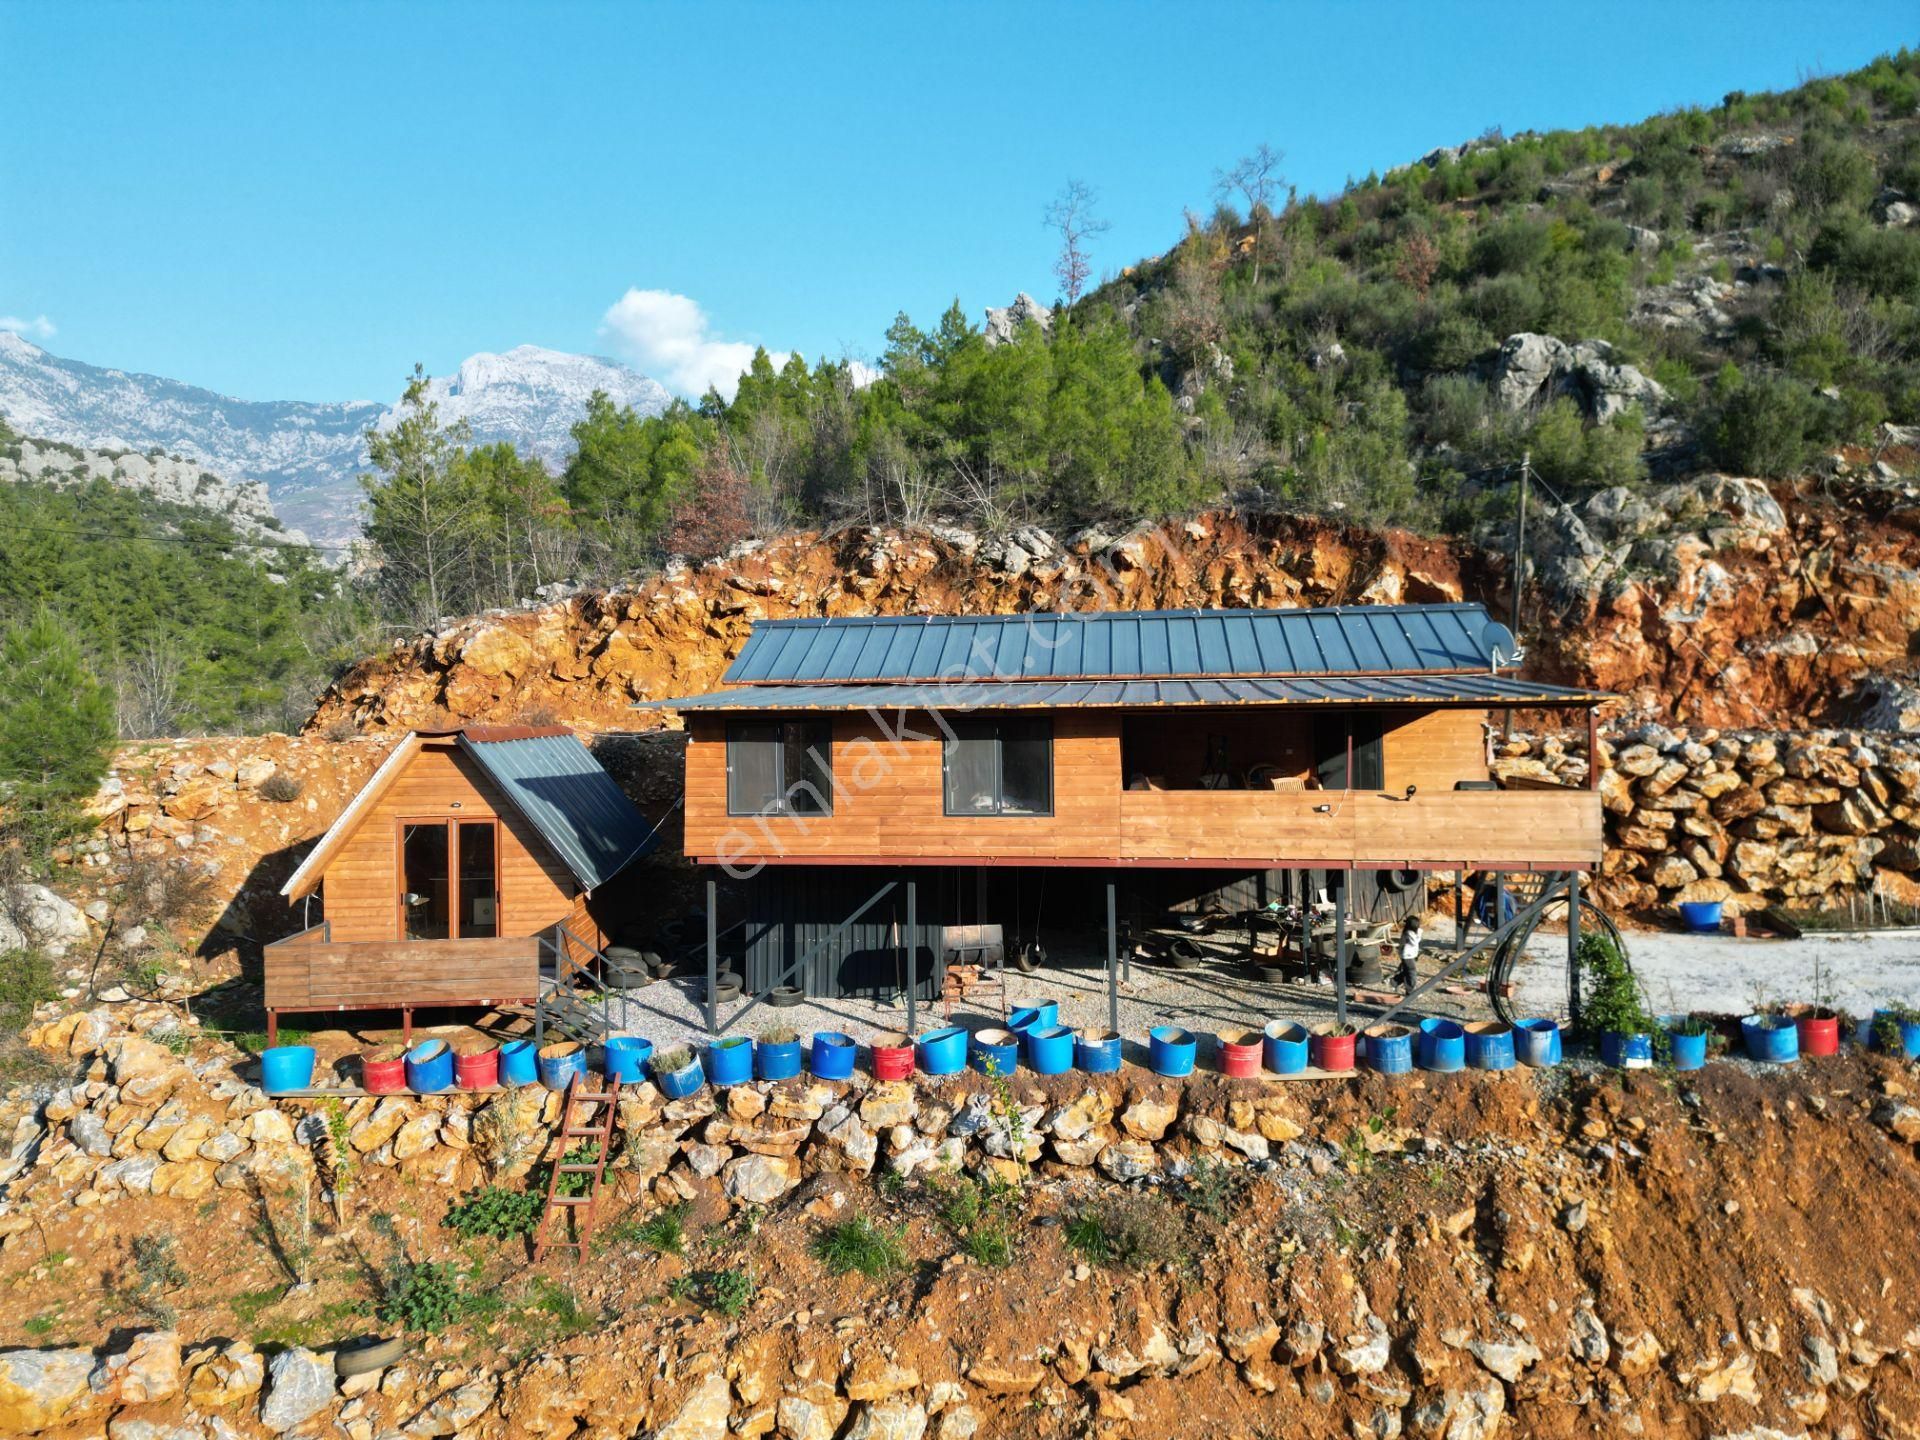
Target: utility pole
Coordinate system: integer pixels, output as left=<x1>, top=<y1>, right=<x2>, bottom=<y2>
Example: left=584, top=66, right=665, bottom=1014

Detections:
left=1510, top=450, right=1530, bottom=641
left=1505, top=451, right=1530, bottom=744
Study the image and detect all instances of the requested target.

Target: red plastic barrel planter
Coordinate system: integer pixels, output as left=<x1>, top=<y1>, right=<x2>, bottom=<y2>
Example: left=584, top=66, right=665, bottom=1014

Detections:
left=1310, top=1026, right=1356, bottom=1073
left=363, top=1047, right=406, bottom=1095
left=454, top=1045, right=499, bottom=1089
left=1218, top=1028, right=1263, bottom=1078
left=871, top=1032, right=915, bottom=1081
left=1797, top=1012, right=1841, bottom=1058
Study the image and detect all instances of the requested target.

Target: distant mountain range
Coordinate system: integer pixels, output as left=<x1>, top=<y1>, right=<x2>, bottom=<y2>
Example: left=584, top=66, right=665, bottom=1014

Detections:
left=0, top=332, right=670, bottom=542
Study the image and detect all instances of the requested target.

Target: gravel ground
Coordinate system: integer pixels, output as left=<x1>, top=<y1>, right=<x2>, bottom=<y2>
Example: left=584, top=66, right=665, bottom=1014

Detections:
left=600, top=921, right=1509, bottom=1052
left=1516, top=925, right=1920, bottom=1019
left=596, top=920, right=1920, bottom=1051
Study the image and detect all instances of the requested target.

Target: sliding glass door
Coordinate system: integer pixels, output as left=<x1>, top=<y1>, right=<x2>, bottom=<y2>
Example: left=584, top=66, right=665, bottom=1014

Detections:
left=399, top=819, right=499, bottom=940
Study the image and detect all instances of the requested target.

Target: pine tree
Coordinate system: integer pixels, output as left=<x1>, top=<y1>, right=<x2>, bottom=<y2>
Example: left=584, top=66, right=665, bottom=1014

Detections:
left=0, top=608, right=115, bottom=851
left=360, top=365, right=478, bottom=627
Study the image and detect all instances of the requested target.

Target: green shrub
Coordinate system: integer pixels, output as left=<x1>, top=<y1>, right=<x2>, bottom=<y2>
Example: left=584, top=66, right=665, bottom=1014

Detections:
left=813, top=1215, right=907, bottom=1278
left=708, top=1267, right=755, bottom=1316
left=1706, top=364, right=1830, bottom=478
left=443, top=1186, right=542, bottom=1241
left=1063, top=1192, right=1190, bottom=1269
left=1524, top=400, right=1644, bottom=489
left=377, top=1260, right=473, bottom=1330
left=0, top=949, right=57, bottom=1030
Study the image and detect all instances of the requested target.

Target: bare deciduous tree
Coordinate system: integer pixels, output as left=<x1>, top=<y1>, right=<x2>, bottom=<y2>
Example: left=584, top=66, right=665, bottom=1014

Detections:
left=116, top=635, right=185, bottom=739
left=1214, top=144, right=1289, bottom=288
left=1043, top=180, right=1111, bottom=306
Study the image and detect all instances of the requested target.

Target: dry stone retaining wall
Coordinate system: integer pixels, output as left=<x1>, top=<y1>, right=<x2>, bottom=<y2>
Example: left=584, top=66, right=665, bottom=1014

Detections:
left=1495, top=724, right=1920, bottom=916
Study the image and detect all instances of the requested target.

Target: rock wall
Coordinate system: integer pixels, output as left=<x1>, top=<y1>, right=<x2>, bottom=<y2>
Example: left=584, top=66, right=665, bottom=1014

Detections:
left=1497, top=724, right=1920, bottom=916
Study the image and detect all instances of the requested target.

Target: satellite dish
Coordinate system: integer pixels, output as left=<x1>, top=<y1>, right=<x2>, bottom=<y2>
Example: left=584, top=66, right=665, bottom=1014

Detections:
left=1480, top=620, right=1518, bottom=671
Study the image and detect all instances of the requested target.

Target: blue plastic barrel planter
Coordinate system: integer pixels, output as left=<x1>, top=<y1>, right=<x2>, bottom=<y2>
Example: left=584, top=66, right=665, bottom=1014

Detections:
left=604, top=1035, right=654, bottom=1084
left=1465, top=1021, right=1516, bottom=1072
left=1515, top=1018, right=1562, bottom=1068
left=1659, top=1016, right=1707, bottom=1072
left=261, top=1044, right=316, bottom=1095
left=651, top=1047, right=705, bottom=1100
left=1074, top=1029, right=1122, bottom=1074
left=1263, top=1021, right=1310, bottom=1075
left=970, top=1028, right=1020, bottom=1077
left=1677, top=900, right=1724, bottom=934
left=536, top=1040, right=587, bottom=1091
left=1417, top=1018, right=1466, bottom=1073
left=1148, top=1026, right=1197, bottom=1078
left=1741, top=1013, right=1798, bottom=1064
left=406, top=1038, right=455, bottom=1094
left=1363, top=1023, right=1413, bottom=1076
left=1009, top=1001, right=1059, bottom=1034
left=1025, top=1024, right=1075, bottom=1075
left=811, top=1031, right=857, bottom=1081
left=754, top=1030, right=804, bottom=1081
left=499, top=1040, right=539, bottom=1087
left=705, top=1035, right=754, bottom=1086
left=917, top=1026, right=968, bottom=1076
left=1864, top=1009, right=1920, bottom=1058
left=1600, top=1031, right=1654, bottom=1069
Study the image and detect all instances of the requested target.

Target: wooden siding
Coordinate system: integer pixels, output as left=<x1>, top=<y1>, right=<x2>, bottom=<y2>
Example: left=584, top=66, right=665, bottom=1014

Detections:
left=315, top=741, right=577, bottom=942
left=684, top=707, right=1595, bottom=869
left=263, top=933, right=539, bottom=1013
left=1382, top=708, right=1491, bottom=791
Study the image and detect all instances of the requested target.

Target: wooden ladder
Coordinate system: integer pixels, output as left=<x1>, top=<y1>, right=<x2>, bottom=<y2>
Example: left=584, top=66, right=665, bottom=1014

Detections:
left=531, top=1071, right=621, bottom=1262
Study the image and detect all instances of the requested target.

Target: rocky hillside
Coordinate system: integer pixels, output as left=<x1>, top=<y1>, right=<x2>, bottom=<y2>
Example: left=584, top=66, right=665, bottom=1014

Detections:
left=0, top=431, right=301, bottom=545
left=307, top=456, right=1920, bottom=737
left=2, top=1003, right=1918, bottom=1438
left=0, top=333, right=669, bottom=542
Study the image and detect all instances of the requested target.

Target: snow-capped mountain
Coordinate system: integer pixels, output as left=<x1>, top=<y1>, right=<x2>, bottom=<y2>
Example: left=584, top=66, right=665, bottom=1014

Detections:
left=375, top=345, right=672, bottom=463
left=0, top=333, right=670, bottom=542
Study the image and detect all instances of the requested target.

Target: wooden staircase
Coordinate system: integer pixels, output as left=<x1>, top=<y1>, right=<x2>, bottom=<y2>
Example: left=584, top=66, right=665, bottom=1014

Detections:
left=531, top=1072, right=621, bottom=1262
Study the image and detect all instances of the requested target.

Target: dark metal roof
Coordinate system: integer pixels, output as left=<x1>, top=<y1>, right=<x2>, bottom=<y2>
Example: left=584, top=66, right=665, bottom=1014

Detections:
left=635, top=673, right=1608, bottom=713
left=457, top=732, right=657, bottom=891
left=722, top=604, right=1510, bottom=685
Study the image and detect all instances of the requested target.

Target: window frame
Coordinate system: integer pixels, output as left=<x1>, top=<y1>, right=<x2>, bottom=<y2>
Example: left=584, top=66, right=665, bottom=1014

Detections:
left=395, top=816, right=501, bottom=941
left=725, top=718, right=835, bottom=817
left=942, top=717, right=1054, bottom=817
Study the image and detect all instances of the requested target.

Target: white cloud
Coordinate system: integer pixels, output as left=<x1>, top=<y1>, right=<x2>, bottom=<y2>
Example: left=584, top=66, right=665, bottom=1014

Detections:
left=599, top=288, right=784, bottom=400
left=0, top=314, right=56, bottom=340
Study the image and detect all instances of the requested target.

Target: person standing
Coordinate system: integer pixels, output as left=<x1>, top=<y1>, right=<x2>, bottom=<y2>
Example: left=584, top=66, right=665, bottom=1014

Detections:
left=1397, top=914, right=1422, bottom=993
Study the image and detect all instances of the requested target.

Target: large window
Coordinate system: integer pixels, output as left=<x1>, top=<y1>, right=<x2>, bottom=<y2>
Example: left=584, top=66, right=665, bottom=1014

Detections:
left=943, top=718, right=1053, bottom=815
left=1313, top=713, right=1384, bottom=790
left=400, top=819, right=498, bottom=940
left=727, top=720, right=833, bottom=816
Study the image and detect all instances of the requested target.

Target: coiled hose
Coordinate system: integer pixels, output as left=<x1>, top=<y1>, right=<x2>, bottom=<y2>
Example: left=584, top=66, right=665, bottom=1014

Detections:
left=1485, top=884, right=1632, bottom=1029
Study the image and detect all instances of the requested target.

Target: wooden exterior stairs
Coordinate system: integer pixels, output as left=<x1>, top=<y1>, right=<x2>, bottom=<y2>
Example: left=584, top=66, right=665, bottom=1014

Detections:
left=531, top=1072, right=621, bottom=1262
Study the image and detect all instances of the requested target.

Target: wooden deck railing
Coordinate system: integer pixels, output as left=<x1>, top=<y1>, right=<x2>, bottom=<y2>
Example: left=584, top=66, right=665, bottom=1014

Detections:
left=1118, top=787, right=1602, bottom=870
left=262, top=929, right=541, bottom=1044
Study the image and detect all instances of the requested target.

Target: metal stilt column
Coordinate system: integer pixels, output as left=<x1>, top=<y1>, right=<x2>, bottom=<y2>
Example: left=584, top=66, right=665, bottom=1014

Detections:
left=704, top=877, right=718, bottom=1036
left=1106, top=882, right=1119, bottom=1034
left=905, top=881, right=918, bottom=1035
left=1566, top=871, right=1582, bottom=1029
left=1334, top=872, right=1350, bottom=1030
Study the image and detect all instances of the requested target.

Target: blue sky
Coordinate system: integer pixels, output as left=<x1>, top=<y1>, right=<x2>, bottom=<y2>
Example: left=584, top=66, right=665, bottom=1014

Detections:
left=3, top=2, right=1913, bottom=404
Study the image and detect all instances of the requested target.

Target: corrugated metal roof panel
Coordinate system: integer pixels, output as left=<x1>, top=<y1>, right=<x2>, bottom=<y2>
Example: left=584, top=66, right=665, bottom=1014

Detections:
left=720, top=604, right=1514, bottom=685
left=458, top=733, right=658, bottom=891
left=638, top=673, right=1609, bottom=712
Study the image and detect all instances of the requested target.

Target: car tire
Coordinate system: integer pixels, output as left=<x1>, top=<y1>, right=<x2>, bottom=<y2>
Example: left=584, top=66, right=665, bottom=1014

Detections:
left=334, top=1335, right=406, bottom=1378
